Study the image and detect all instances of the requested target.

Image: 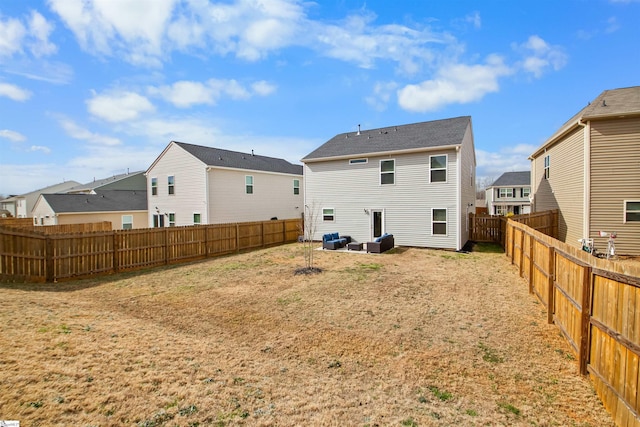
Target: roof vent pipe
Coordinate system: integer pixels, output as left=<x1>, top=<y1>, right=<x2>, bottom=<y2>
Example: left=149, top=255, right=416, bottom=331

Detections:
left=252, top=149, right=254, bottom=156
left=357, top=124, right=361, bottom=135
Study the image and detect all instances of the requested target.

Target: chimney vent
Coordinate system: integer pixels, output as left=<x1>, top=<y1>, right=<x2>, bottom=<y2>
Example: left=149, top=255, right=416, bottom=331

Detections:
left=357, top=124, right=361, bottom=136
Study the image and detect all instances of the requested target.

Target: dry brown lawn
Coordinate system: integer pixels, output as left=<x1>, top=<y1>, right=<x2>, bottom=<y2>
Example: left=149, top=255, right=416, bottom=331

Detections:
left=1, top=243, right=614, bottom=426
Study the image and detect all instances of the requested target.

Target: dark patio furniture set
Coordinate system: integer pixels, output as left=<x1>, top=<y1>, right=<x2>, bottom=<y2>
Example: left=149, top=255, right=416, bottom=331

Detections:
left=322, top=232, right=394, bottom=253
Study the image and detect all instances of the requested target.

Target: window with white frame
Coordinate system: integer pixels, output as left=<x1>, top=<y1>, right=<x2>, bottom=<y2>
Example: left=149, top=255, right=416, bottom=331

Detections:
left=495, top=205, right=508, bottom=216
left=522, top=187, right=530, bottom=198
left=323, top=208, right=335, bottom=222
left=168, top=212, right=176, bottom=227
left=380, top=159, right=395, bottom=185
left=168, top=175, right=175, bottom=195
left=544, top=155, right=550, bottom=179
left=499, top=188, right=514, bottom=198
left=293, top=179, right=300, bottom=195
left=430, top=155, right=447, bottom=182
left=153, top=214, right=164, bottom=228
left=349, top=158, right=368, bottom=165
left=122, top=215, right=133, bottom=230
left=193, top=213, right=201, bottom=224
left=432, top=209, right=447, bottom=235
left=151, top=177, right=158, bottom=195
left=245, top=175, right=254, bottom=194
left=625, top=201, right=640, bottom=222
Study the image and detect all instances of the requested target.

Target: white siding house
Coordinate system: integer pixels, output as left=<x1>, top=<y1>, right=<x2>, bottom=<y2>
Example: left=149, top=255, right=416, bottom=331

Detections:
left=145, top=141, right=304, bottom=227
left=485, top=171, right=531, bottom=216
left=302, top=117, right=476, bottom=250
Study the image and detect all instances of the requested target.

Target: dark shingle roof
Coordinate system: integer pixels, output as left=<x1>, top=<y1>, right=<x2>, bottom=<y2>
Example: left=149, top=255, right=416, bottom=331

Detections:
left=174, top=142, right=303, bottom=175
left=66, top=171, right=145, bottom=193
left=490, top=171, right=530, bottom=187
left=301, top=116, right=471, bottom=161
left=42, top=190, right=147, bottom=213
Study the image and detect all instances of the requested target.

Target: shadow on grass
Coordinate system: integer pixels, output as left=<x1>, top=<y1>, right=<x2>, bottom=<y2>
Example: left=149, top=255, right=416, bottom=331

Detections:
left=467, top=241, right=505, bottom=254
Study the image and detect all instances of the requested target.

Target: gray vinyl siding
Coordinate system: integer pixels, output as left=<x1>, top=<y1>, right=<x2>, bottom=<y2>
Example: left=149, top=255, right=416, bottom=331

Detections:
left=208, top=169, right=303, bottom=223
left=532, top=127, right=585, bottom=244
left=590, top=118, right=640, bottom=255
left=305, top=149, right=460, bottom=249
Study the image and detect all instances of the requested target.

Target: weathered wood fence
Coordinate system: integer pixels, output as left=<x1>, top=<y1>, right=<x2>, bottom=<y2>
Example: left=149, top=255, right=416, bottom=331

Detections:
left=469, top=209, right=558, bottom=246
left=0, top=219, right=301, bottom=283
left=506, top=219, right=640, bottom=426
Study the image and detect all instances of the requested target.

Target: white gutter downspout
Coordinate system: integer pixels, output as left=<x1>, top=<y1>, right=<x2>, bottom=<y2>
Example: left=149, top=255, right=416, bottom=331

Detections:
left=577, top=118, right=590, bottom=239
left=456, top=146, right=462, bottom=251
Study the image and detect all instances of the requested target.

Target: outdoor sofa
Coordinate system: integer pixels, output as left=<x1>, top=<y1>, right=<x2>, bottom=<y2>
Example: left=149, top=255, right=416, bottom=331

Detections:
left=366, top=233, right=394, bottom=253
left=322, top=233, right=351, bottom=250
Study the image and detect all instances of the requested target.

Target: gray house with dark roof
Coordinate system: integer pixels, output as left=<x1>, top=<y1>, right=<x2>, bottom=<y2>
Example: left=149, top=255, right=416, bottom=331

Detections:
left=301, top=116, right=476, bottom=250
left=485, top=171, right=531, bottom=216
left=145, top=141, right=303, bottom=227
left=31, top=190, right=147, bottom=229
left=65, top=171, right=146, bottom=194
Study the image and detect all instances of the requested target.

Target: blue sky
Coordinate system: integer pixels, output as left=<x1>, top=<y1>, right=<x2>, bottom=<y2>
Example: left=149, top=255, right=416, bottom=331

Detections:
left=1, top=0, right=639, bottom=196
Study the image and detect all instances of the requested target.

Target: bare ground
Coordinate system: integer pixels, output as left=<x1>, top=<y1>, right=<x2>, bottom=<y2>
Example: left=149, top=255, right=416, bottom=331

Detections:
left=0, top=243, right=614, bottom=426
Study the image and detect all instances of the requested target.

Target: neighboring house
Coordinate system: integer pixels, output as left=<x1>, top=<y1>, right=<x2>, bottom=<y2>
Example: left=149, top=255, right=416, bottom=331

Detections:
left=1, top=180, right=81, bottom=218
left=65, top=171, right=146, bottom=194
left=529, top=86, right=640, bottom=255
left=485, top=171, right=531, bottom=216
left=301, top=116, right=476, bottom=251
left=145, top=141, right=304, bottom=227
left=31, top=190, right=147, bottom=229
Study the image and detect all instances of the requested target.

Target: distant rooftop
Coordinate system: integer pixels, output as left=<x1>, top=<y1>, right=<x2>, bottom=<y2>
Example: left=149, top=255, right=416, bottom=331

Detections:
left=490, top=171, right=530, bottom=187
left=41, top=190, right=147, bottom=213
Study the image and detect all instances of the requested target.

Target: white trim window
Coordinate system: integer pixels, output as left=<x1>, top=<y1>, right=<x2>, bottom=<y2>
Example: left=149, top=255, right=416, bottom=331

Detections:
left=624, top=201, right=640, bottom=222
left=245, top=175, right=254, bottom=194
left=168, top=212, right=176, bottom=227
left=323, top=208, right=335, bottom=222
left=432, top=208, right=447, bottom=235
left=544, top=155, right=550, bottom=179
left=522, top=187, right=530, bottom=198
left=168, top=175, right=175, bottom=195
left=293, top=179, right=300, bottom=195
left=499, top=188, right=514, bottom=198
left=430, top=155, right=447, bottom=182
left=122, top=215, right=133, bottom=230
left=151, top=177, right=158, bottom=196
left=193, top=213, right=201, bottom=224
left=495, top=205, right=508, bottom=216
left=380, top=159, right=395, bottom=185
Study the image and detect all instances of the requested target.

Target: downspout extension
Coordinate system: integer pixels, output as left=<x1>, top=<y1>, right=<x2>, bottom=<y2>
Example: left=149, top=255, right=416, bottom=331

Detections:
left=577, top=118, right=590, bottom=240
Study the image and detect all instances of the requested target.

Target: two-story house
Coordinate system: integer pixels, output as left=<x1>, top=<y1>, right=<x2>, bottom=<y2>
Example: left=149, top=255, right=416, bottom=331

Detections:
left=529, top=86, right=640, bottom=255
left=1, top=180, right=81, bottom=218
left=301, top=116, right=476, bottom=250
left=145, top=141, right=304, bottom=227
left=485, top=171, right=531, bottom=216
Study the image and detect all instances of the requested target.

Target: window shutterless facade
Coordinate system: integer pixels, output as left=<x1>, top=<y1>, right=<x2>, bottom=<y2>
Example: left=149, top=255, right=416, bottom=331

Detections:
left=122, top=215, right=133, bottom=230
left=430, top=155, right=447, bottom=182
left=432, top=208, right=447, bottom=235
left=380, top=159, right=395, bottom=185
left=168, top=175, right=175, bottom=195
left=151, top=177, right=158, bottom=195
left=293, top=179, right=300, bottom=195
left=544, top=155, right=550, bottom=179
left=245, top=175, right=254, bottom=194
left=193, top=213, right=201, bottom=224
left=624, top=201, right=640, bottom=222
left=168, top=212, right=176, bottom=227
left=349, top=158, right=368, bottom=165
left=323, top=208, right=335, bottom=221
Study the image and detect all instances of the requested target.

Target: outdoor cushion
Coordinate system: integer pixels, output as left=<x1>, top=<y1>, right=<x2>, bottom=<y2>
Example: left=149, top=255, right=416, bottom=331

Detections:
left=331, top=232, right=339, bottom=240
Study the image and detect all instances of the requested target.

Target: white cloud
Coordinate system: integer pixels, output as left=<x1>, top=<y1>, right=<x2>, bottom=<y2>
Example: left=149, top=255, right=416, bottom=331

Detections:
left=397, top=54, right=512, bottom=112
left=365, top=81, right=398, bottom=111
left=465, top=12, right=481, bottom=29
left=0, top=129, right=27, bottom=142
left=148, top=78, right=274, bottom=108
left=476, top=144, right=536, bottom=182
left=58, top=117, right=121, bottom=145
left=0, top=11, right=57, bottom=58
left=29, top=145, right=51, bottom=154
left=87, top=90, right=155, bottom=122
left=0, top=16, right=26, bottom=57
left=27, top=11, right=57, bottom=57
left=0, top=83, right=32, bottom=101
left=515, top=35, right=567, bottom=78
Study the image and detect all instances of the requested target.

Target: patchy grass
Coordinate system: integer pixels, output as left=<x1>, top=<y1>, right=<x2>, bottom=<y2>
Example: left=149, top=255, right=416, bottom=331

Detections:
left=0, top=243, right=613, bottom=426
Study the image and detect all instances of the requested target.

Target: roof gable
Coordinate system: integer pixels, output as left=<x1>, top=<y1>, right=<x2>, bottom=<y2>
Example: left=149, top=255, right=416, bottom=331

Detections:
left=302, top=116, right=471, bottom=162
left=42, top=190, right=147, bottom=213
left=490, top=171, right=530, bottom=187
left=66, top=171, right=146, bottom=193
left=173, top=142, right=303, bottom=175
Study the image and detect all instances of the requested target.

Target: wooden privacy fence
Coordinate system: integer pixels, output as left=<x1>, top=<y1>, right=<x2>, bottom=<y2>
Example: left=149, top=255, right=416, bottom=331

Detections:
left=469, top=209, right=558, bottom=246
left=506, top=220, right=640, bottom=426
left=0, top=218, right=301, bottom=283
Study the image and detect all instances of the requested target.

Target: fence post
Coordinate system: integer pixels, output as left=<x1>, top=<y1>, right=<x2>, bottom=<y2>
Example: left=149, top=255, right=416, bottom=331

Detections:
left=164, top=227, right=169, bottom=265
left=547, top=246, right=555, bottom=324
left=112, top=231, right=119, bottom=274
left=262, top=222, right=266, bottom=247
left=45, top=236, right=54, bottom=283
left=528, top=236, right=534, bottom=294
left=236, top=223, right=240, bottom=252
left=579, top=266, right=593, bottom=375
left=519, top=230, right=525, bottom=277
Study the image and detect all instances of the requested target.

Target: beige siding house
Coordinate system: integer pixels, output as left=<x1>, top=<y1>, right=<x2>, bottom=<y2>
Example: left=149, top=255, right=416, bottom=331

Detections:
left=302, top=117, right=476, bottom=250
left=145, top=141, right=303, bottom=227
left=31, top=190, right=147, bottom=229
left=529, top=86, right=640, bottom=255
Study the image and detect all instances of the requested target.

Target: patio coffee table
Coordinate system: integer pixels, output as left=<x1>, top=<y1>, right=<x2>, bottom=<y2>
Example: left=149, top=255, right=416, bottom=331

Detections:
left=347, top=242, right=363, bottom=251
